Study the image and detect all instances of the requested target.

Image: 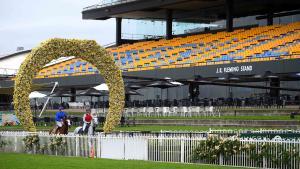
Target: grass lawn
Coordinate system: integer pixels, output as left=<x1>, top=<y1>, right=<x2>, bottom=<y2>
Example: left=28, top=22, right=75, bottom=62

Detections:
left=0, top=153, right=247, bottom=169
left=43, top=110, right=83, bottom=116
left=220, top=107, right=300, bottom=111
left=113, top=125, right=281, bottom=131
left=37, top=106, right=300, bottom=117
left=0, top=125, right=283, bottom=132
left=36, top=111, right=300, bottom=121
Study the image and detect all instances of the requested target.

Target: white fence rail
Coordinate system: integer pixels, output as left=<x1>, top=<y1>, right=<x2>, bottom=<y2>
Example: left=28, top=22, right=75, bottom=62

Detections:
left=0, top=131, right=299, bottom=169
left=0, top=131, right=148, bottom=160
left=148, top=137, right=300, bottom=169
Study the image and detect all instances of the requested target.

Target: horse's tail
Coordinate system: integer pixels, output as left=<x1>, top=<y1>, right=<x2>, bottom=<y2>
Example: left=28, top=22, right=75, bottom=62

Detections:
left=49, top=128, right=53, bottom=135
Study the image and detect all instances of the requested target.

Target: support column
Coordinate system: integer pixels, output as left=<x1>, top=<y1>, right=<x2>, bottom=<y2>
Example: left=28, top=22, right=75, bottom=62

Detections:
left=269, top=78, right=280, bottom=98
left=226, top=0, right=233, bottom=32
left=116, top=17, right=122, bottom=46
left=166, top=9, right=173, bottom=40
left=267, top=12, right=273, bottom=26
left=189, top=83, right=199, bottom=103
left=70, top=88, right=76, bottom=102
left=125, top=94, right=130, bottom=102
left=228, top=87, right=233, bottom=98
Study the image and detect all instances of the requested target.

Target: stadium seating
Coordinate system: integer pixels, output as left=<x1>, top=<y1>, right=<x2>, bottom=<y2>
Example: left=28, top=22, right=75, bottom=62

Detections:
left=36, top=22, right=300, bottom=78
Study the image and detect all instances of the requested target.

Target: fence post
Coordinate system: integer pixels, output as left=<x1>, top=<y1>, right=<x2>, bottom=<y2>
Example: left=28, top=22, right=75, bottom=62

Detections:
left=97, top=134, right=101, bottom=158
left=14, top=133, right=17, bottom=152
left=75, top=135, right=79, bottom=157
left=262, top=138, right=267, bottom=169
left=263, top=156, right=266, bottom=169
left=219, top=154, right=223, bottom=165
left=180, top=138, right=184, bottom=163
left=144, top=137, right=148, bottom=161
left=123, top=136, right=126, bottom=160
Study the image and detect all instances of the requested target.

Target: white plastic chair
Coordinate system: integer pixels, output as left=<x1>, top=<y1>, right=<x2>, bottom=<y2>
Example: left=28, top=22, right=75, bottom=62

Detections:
left=162, top=107, right=170, bottom=117
left=194, top=106, right=204, bottom=116
left=181, top=106, right=191, bottom=117
left=189, top=106, right=196, bottom=116
left=139, top=107, right=147, bottom=116
left=207, top=106, right=214, bottom=116
left=169, top=106, right=178, bottom=116
left=129, top=107, right=134, bottom=116
left=147, top=107, right=155, bottom=116
left=154, top=107, right=161, bottom=116
left=124, top=108, right=129, bottom=117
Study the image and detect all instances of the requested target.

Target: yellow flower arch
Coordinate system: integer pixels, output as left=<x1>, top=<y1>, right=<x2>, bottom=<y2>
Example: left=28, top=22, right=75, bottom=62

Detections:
left=13, top=38, right=125, bottom=133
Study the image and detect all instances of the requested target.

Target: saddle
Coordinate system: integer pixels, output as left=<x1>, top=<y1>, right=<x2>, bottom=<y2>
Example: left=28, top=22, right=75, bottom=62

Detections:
left=79, top=123, right=91, bottom=134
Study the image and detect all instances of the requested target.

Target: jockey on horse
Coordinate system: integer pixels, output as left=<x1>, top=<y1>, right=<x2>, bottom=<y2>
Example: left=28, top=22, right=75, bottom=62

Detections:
left=49, top=106, right=69, bottom=134
left=82, top=108, right=93, bottom=133
left=74, top=108, right=98, bottom=135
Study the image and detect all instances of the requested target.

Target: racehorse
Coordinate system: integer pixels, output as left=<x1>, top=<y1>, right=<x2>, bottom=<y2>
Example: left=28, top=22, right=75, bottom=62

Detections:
left=49, top=118, right=71, bottom=135
left=74, top=115, right=98, bottom=135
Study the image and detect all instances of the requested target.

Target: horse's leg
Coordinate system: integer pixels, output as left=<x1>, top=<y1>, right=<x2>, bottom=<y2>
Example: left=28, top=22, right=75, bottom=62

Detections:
left=50, top=125, right=57, bottom=134
left=93, top=127, right=96, bottom=135
left=59, top=126, right=64, bottom=135
left=64, top=125, right=68, bottom=135
left=49, top=128, right=53, bottom=135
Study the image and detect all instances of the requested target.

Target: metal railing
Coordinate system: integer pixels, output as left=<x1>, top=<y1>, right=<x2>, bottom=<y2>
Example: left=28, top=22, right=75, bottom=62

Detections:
left=122, top=33, right=164, bottom=40
left=0, top=131, right=299, bottom=169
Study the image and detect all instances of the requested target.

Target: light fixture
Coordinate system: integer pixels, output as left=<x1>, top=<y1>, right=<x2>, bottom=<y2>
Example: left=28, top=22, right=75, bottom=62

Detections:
left=267, top=75, right=278, bottom=78
left=230, top=77, right=239, bottom=80
left=264, top=71, right=278, bottom=78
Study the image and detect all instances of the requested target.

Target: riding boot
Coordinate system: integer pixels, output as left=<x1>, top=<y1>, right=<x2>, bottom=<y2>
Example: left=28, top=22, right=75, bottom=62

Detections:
left=83, top=126, right=88, bottom=134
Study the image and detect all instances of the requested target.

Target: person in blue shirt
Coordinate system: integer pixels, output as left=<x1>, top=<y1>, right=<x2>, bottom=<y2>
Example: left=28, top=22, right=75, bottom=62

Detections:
left=55, top=106, right=67, bottom=131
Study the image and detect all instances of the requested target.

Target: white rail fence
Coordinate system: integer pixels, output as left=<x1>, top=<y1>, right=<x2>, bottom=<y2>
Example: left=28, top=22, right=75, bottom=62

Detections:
left=0, top=131, right=299, bottom=169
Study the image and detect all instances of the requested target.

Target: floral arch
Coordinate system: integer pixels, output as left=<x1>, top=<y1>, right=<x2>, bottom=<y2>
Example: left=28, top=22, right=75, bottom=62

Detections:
left=13, top=38, right=125, bottom=133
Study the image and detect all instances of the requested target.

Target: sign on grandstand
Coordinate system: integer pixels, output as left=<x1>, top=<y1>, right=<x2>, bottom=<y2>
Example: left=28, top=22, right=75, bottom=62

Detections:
left=216, top=65, right=253, bottom=74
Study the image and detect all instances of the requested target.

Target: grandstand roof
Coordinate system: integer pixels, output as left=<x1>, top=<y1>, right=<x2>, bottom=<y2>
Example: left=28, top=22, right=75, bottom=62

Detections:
left=0, top=49, right=31, bottom=61
left=82, top=0, right=300, bottom=22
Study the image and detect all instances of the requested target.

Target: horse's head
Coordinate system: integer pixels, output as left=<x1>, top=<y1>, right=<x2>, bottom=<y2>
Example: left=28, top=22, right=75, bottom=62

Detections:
left=63, top=118, right=71, bottom=127
left=66, top=119, right=71, bottom=127
left=91, top=114, right=99, bottom=126
left=54, top=118, right=71, bottom=135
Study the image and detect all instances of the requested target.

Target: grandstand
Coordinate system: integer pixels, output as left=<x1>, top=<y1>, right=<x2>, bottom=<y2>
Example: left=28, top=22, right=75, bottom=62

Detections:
left=109, top=22, right=300, bottom=71
left=37, top=21, right=300, bottom=75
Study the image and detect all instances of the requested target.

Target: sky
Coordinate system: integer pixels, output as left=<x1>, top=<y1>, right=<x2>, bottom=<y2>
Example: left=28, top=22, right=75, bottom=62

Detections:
left=0, top=0, right=116, bottom=55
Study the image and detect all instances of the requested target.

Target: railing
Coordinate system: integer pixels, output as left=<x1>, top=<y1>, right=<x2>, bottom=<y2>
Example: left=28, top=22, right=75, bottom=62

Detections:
left=83, top=0, right=139, bottom=11
left=148, top=137, right=300, bottom=168
left=121, top=33, right=164, bottom=40
left=102, top=42, right=116, bottom=48
left=0, top=131, right=299, bottom=169
left=0, top=131, right=148, bottom=160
